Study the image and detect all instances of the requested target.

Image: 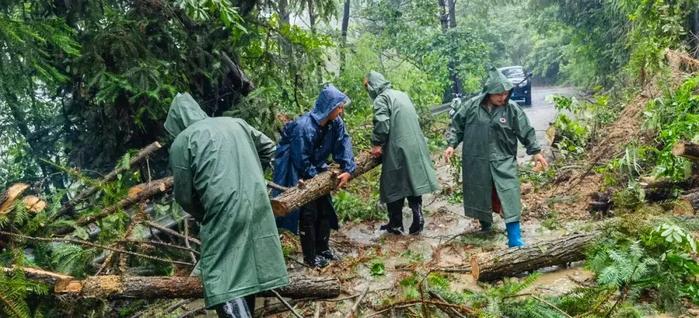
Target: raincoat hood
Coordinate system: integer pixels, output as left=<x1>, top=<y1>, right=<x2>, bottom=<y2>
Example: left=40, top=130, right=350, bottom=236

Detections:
left=365, top=71, right=391, bottom=100
left=310, top=85, right=351, bottom=123
left=483, top=66, right=514, bottom=94
left=164, top=93, right=209, bottom=137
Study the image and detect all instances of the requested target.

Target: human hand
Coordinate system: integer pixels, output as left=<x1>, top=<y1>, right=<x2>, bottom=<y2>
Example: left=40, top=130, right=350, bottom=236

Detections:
left=532, top=153, right=549, bottom=171
left=336, top=172, right=351, bottom=189
left=443, top=146, right=455, bottom=163
left=371, top=145, right=383, bottom=158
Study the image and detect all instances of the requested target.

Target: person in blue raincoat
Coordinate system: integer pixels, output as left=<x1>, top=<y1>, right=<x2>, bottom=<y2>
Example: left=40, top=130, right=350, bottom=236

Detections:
left=272, top=84, right=356, bottom=268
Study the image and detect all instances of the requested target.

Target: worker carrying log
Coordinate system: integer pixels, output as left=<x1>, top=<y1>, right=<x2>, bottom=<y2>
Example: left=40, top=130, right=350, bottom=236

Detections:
left=272, top=84, right=356, bottom=268
left=363, top=71, right=440, bottom=235
left=443, top=67, right=548, bottom=248
left=165, top=93, right=289, bottom=317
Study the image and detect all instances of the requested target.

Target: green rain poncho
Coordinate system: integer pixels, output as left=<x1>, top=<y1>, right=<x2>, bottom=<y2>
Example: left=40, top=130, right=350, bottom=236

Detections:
left=447, top=68, right=541, bottom=223
left=165, top=93, right=288, bottom=308
left=366, top=71, right=439, bottom=203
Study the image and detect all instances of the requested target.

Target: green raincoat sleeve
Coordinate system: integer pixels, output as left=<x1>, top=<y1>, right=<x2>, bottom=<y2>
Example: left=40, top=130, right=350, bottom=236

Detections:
left=170, top=142, right=205, bottom=221
left=248, top=125, right=276, bottom=169
left=512, top=105, right=541, bottom=155
left=371, top=95, right=391, bottom=146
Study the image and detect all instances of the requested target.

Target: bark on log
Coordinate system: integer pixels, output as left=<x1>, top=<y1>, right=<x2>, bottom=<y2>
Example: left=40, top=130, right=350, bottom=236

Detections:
left=53, top=273, right=339, bottom=300
left=55, top=177, right=174, bottom=236
left=681, top=188, right=699, bottom=212
left=470, top=232, right=601, bottom=281
left=271, top=152, right=381, bottom=216
left=57, top=142, right=163, bottom=218
left=673, top=142, right=699, bottom=161
left=0, top=183, right=29, bottom=215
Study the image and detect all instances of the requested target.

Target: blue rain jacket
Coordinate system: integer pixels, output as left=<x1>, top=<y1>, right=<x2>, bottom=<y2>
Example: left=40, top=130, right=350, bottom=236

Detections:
left=273, top=85, right=357, bottom=233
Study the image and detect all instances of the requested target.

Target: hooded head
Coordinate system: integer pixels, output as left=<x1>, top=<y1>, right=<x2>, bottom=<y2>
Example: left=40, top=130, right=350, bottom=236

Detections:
left=364, top=71, right=391, bottom=100
left=310, top=84, right=351, bottom=123
left=164, top=93, right=209, bottom=137
left=483, top=66, right=514, bottom=94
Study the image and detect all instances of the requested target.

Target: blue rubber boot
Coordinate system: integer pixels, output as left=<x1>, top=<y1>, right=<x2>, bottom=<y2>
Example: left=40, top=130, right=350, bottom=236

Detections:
left=506, top=222, right=525, bottom=247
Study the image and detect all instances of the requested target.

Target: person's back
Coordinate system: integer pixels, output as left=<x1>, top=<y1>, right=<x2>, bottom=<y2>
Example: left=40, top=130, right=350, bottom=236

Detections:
left=166, top=93, right=288, bottom=316
left=364, top=71, right=439, bottom=235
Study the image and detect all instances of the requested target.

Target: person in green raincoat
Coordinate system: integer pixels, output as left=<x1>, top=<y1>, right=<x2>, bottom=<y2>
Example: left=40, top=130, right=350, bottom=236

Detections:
left=364, top=71, right=440, bottom=235
left=165, top=93, right=288, bottom=317
left=443, top=67, right=548, bottom=247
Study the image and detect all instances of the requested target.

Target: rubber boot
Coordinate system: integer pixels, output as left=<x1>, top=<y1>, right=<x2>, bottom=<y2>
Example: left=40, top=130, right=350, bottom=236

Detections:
left=506, top=221, right=525, bottom=247
left=215, top=298, right=252, bottom=318
left=408, top=197, right=424, bottom=235
left=479, top=220, right=493, bottom=233
left=380, top=200, right=404, bottom=235
left=316, top=218, right=340, bottom=261
left=300, top=227, right=329, bottom=268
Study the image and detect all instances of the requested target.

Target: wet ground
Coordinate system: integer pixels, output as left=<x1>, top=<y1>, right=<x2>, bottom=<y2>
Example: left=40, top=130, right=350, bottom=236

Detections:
left=193, top=86, right=586, bottom=317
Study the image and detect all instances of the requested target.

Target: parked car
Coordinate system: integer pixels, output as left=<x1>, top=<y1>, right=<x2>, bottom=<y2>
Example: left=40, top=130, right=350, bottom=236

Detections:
left=498, top=66, right=532, bottom=106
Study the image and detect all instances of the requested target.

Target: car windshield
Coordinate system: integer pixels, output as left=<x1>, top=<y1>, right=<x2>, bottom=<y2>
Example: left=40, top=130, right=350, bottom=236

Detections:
left=500, top=67, right=524, bottom=78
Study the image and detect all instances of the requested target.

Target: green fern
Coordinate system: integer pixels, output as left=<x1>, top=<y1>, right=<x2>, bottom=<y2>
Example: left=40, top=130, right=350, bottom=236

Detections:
left=0, top=268, right=48, bottom=318
left=50, top=243, right=97, bottom=277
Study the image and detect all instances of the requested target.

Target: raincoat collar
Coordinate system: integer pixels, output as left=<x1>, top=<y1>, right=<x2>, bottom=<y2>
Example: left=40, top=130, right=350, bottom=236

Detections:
left=164, top=93, right=208, bottom=137
left=310, top=84, right=350, bottom=124
left=365, top=71, right=391, bottom=100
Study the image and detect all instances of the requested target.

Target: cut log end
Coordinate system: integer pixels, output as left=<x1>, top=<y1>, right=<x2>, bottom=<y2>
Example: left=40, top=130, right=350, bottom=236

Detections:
left=271, top=200, right=290, bottom=217
left=0, top=183, right=30, bottom=215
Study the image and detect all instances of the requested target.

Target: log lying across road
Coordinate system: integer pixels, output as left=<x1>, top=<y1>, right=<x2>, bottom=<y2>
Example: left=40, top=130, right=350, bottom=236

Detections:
left=673, top=142, right=699, bottom=161
left=271, top=152, right=381, bottom=216
left=6, top=266, right=340, bottom=300
left=470, top=232, right=602, bottom=281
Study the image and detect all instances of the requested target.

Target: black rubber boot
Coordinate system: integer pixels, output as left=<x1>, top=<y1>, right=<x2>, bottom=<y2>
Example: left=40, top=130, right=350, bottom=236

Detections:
left=215, top=298, right=252, bottom=318
left=316, top=216, right=339, bottom=261
left=380, top=199, right=404, bottom=235
left=408, top=196, right=424, bottom=235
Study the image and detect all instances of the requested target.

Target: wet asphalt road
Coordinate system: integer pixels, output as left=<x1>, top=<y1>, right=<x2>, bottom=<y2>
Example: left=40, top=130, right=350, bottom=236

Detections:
left=517, top=86, right=578, bottom=162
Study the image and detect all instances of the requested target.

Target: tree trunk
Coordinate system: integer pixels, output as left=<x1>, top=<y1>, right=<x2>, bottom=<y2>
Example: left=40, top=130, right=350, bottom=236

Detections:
left=53, top=273, right=340, bottom=300
left=448, top=0, right=457, bottom=28
left=340, top=0, right=351, bottom=72
left=220, top=51, right=255, bottom=96
left=55, top=177, right=174, bottom=236
left=672, top=142, right=699, bottom=161
left=0, top=183, right=30, bottom=215
left=307, top=0, right=323, bottom=85
left=470, top=232, right=601, bottom=281
left=437, top=0, right=461, bottom=98
left=271, top=152, right=380, bottom=216
left=56, top=141, right=163, bottom=219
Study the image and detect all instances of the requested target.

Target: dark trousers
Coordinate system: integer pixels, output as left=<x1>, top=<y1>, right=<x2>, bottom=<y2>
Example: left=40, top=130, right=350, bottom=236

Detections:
left=299, top=194, right=334, bottom=260
left=386, top=196, right=422, bottom=217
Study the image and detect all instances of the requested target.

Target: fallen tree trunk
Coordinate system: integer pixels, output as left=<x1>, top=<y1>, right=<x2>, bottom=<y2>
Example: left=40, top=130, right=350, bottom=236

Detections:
left=55, top=177, right=174, bottom=236
left=56, top=141, right=163, bottom=219
left=673, top=142, right=699, bottom=161
left=271, top=152, right=380, bottom=216
left=51, top=272, right=339, bottom=300
left=681, top=188, right=699, bottom=212
left=0, top=183, right=29, bottom=215
left=470, top=232, right=601, bottom=281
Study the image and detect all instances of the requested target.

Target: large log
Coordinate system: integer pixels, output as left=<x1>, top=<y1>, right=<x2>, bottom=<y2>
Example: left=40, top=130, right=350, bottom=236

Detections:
left=5, top=266, right=339, bottom=300
left=53, top=273, right=340, bottom=300
left=56, top=142, right=163, bottom=219
left=470, top=232, right=601, bottom=281
left=271, top=152, right=381, bottom=216
left=673, top=142, right=699, bottom=161
left=55, top=177, right=174, bottom=236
